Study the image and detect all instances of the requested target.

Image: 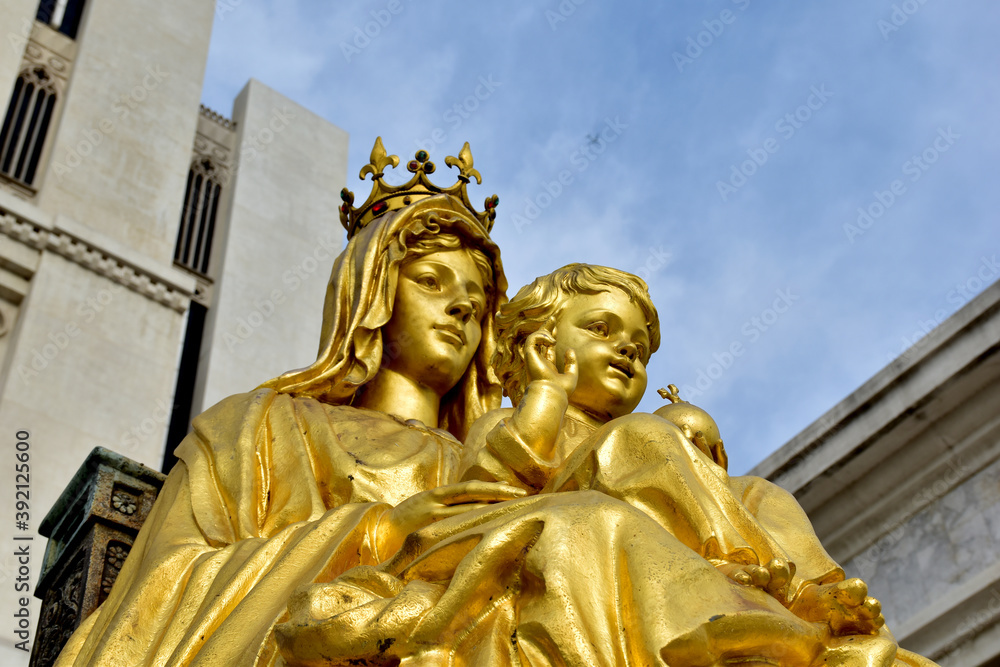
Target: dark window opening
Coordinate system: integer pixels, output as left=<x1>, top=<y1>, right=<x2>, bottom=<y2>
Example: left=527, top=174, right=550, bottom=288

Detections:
left=36, top=0, right=87, bottom=40
left=0, top=67, right=56, bottom=188
left=174, top=159, right=223, bottom=276
left=162, top=301, right=207, bottom=473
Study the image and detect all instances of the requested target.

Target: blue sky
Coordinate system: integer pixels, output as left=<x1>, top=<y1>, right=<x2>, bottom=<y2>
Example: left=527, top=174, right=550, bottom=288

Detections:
left=201, top=1, right=1000, bottom=474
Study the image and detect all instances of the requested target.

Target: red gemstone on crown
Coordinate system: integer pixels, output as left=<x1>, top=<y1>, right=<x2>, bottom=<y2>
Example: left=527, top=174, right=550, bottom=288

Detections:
left=372, top=201, right=389, bottom=215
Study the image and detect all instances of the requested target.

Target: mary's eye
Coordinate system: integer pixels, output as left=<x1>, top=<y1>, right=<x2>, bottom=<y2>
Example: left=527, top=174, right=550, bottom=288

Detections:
left=587, top=322, right=609, bottom=337
left=417, top=275, right=440, bottom=290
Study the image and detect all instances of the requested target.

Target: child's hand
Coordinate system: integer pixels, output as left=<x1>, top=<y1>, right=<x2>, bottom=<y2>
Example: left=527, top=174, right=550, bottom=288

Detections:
left=525, top=330, right=578, bottom=396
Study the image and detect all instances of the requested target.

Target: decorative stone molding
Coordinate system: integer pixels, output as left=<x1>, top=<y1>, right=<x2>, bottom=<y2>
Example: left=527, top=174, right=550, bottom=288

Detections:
left=99, top=542, right=130, bottom=601
left=199, top=103, right=236, bottom=131
left=193, top=108, right=236, bottom=182
left=23, top=20, right=76, bottom=87
left=191, top=276, right=213, bottom=308
left=32, top=554, right=84, bottom=667
left=0, top=207, right=191, bottom=312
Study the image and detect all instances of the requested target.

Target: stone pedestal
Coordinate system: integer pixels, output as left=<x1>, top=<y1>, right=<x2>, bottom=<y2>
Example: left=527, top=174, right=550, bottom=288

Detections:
left=29, top=448, right=165, bottom=667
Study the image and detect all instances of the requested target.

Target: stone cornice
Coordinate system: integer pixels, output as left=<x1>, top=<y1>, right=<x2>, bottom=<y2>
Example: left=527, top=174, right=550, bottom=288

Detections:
left=199, top=104, right=236, bottom=131
left=0, top=199, right=194, bottom=312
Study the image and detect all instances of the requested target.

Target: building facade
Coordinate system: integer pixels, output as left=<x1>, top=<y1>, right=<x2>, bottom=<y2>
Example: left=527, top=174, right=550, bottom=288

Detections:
left=0, top=1, right=348, bottom=661
left=752, top=278, right=1000, bottom=666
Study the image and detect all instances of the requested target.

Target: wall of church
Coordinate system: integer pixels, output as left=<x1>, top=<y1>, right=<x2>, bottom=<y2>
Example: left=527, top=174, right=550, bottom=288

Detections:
left=0, top=234, right=191, bottom=662
left=753, top=278, right=1000, bottom=666
left=193, top=80, right=348, bottom=413
left=0, top=250, right=186, bottom=479
left=0, top=0, right=39, bottom=97
left=842, top=447, right=1000, bottom=664
left=34, top=0, right=215, bottom=267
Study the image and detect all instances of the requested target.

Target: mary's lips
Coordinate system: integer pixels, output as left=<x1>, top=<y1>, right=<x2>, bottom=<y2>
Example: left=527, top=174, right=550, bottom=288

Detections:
left=434, top=324, right=466, bottom=346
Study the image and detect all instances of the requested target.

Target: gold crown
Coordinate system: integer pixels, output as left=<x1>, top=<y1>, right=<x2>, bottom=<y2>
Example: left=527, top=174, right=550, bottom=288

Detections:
left=339, top=137, right=499, bottom=239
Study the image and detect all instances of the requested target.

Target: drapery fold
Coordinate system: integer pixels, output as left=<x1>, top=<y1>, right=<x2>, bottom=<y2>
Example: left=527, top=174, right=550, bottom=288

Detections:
left=56, top=389, right=465, bottom=667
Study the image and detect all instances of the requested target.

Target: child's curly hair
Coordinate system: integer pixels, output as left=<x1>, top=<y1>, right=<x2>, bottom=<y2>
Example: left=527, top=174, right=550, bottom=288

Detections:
left=493, top=263, right=660, bottom=404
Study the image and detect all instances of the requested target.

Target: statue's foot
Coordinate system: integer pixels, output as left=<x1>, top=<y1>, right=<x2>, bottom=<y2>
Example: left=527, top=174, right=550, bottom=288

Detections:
left=790, top=579, right=884, bottom=636
left=715, top=558, right=795, bottom=604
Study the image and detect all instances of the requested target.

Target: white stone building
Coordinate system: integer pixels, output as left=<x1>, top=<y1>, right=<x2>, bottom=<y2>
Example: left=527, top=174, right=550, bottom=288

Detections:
left=752, top=278, right=1000, bottom=666
left=0, top=1, right=347, bottom=662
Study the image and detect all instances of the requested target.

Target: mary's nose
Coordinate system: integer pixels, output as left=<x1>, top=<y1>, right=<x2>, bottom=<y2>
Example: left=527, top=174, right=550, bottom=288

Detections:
left=448, top=292, right=474, bottom=323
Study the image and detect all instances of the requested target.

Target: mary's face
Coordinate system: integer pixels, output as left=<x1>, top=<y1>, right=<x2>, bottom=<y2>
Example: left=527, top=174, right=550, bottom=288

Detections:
left=381, top=249, right=488, bottom=396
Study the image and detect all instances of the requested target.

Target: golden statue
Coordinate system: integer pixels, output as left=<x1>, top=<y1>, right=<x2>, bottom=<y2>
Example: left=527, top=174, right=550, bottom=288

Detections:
left=55, top=140, right=939, bottom=667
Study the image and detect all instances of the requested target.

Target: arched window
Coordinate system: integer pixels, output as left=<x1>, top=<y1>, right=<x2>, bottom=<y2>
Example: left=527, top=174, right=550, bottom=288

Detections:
left=174, top=158, right=223, bottom=276
left=0, top=67, right=57, bottom=189
left=36, top=0, right=87, bottom=40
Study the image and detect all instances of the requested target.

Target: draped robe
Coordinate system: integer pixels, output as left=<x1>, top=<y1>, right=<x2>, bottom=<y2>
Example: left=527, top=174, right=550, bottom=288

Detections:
left=56, top=388, right=465, bottom=667
left=56, top=394, right=939, bottom=666
left=276, top=411, right=939, bottom=667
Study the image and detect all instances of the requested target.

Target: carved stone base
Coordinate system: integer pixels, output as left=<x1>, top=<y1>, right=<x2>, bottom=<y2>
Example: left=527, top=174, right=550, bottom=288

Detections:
left=29, top=447, right=165, bottom=667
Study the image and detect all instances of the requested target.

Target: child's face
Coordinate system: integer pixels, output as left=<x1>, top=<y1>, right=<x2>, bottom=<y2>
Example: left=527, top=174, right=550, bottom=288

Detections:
left=551, top=289, right=651, bottom=422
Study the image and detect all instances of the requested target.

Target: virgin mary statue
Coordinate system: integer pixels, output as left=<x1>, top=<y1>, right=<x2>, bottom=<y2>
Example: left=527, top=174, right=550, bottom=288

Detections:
left=56, top=140, right=938, bottom=667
